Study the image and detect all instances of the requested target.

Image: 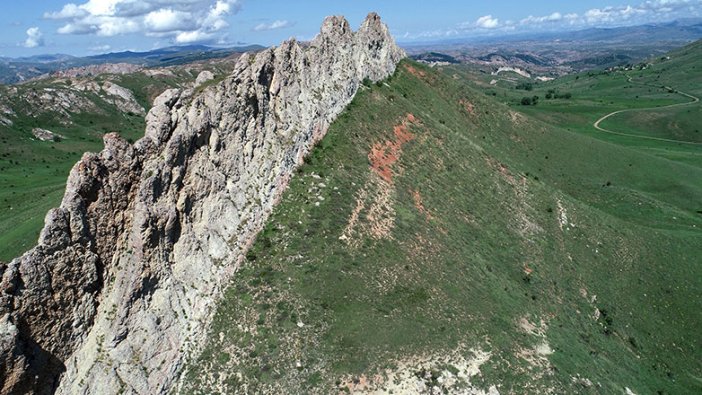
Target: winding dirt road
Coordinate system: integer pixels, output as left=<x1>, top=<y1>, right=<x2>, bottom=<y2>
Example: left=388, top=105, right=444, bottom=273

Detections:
left=592, top=75, right=702, bottom=145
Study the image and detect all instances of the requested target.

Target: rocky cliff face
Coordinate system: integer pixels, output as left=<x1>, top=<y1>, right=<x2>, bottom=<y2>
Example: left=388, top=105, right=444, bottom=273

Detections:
left=0, top=13, right=404, bottom=395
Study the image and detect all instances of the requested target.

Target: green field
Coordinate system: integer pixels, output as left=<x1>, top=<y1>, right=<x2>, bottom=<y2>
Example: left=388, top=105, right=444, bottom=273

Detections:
left=449, top=40, right=702, bottom=170
left=182, top=59, right=702, bottom=394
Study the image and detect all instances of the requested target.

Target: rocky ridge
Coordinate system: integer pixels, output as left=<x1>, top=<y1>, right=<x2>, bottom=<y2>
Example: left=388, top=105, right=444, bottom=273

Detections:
left=0, top=13, right=404, bottom=395
left=49, top=63, right=143, bottom=80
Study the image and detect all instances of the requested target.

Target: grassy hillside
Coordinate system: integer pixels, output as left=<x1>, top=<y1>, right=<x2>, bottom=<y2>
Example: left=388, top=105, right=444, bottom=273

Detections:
left=449, top=40, right=702, bottom=168
left=182, top=60, right=702, bottom=394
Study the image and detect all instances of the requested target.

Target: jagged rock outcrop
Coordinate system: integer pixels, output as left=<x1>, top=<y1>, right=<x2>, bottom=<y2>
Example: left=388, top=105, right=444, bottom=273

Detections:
left=0, top=13, right=404, bottom=395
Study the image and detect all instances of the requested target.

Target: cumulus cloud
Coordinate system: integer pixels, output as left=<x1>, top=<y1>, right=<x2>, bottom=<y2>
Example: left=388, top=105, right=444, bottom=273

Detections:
left=583, top=6, right=647, bottom=24
left=144, top=9, right=195, bottom=32
left=475, top=15, right=500, bottom=29
left=24, top=27, right=44, bottom=48
left=44, top=0, right=240, bottom=43
left=521, top=12, right=563, bottom=25
left=539, top=0, right=700, bottom=28
left=253, top=20, right=292, bottom=32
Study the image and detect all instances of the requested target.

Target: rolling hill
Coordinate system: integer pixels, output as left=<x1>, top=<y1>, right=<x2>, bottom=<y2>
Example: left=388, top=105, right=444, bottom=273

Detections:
left=454, top=39, right=702, bottom=168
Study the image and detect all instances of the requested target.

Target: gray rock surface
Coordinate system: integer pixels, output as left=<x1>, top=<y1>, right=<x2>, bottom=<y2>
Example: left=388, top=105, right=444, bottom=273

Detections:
left=32, top=128, right=65, bottom=142
left=0, top=13, right=404, bottom=395
left=101, top=81, right=145, bottom=116
left=194, top=70, right=215, bottom=87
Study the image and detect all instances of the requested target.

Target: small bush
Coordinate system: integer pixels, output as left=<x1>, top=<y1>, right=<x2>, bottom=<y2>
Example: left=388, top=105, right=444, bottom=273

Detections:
left=521, top=96, right=539, bottom=106
left=516, top=82, right=533, bottom=91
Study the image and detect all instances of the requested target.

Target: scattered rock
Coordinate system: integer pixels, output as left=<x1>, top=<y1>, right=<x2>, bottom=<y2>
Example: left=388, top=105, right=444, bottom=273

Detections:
left=31, top=128, right=64, bottom=142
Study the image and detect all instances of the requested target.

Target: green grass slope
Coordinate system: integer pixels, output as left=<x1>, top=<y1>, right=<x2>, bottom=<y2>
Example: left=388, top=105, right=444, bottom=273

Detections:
left=449, top=40, right=702, bottom=169
left=182, top=61, right=702, bottom=394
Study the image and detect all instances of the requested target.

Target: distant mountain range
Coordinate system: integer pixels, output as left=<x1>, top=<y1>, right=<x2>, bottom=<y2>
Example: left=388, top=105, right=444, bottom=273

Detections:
left=528, top=19, right=702, bottom=43
left=405, top=19, right=702, bottom=75
left=0, top=44, right=265, bottom=84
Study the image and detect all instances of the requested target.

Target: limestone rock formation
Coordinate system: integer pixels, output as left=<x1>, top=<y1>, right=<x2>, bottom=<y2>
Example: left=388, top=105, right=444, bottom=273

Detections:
left=0, top=13, right=404, bottom=395
left=32, top=128, right=65, bottom=142
left=50, top=63, right=143, bottom=80
left=101, top=81, right=145, bottom=116
left=194, top=70, right=215, bottom=87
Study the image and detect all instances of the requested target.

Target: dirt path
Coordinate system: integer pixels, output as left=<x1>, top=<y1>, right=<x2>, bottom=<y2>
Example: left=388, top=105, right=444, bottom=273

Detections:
left=592, top=75, right=702, bottom=145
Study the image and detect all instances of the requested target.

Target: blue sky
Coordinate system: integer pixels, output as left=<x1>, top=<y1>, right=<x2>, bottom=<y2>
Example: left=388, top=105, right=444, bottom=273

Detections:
left=2, top=0, right=701, bottom=57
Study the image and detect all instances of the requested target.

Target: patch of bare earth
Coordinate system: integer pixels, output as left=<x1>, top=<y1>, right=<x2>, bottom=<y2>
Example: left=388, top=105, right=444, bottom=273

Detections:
left=412, top=189, right=433, bottom=221
left=337, top=348, right=499, bottom=395
left=509, top=111, right=527, bottom=125
left=459, top=99, right=476, bottom=116
left=341, top=114, right=419, bottom=247
left=513, top=316, right=558, bottom=393
left=405, top=64, right=428, bottom=79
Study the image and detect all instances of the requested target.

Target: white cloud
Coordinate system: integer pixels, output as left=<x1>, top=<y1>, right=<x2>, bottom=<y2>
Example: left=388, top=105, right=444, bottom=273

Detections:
left=45, top=0, right=240, bottom=43
left=253, top=20, right=291, bottom=32
left=445, top=0, right=702, bottom=38
left=144, top=9, right=194, bottom=32
left=475, top=15, right=500, bottom=29
left=582, top=0, right=699, bottom=25
left=45, top=3, right=87, bottom=19
left=24, top=27, right=44, bottom=48
left=521, top=12, right=563, bottom=25
left=90, top=44, right=111, bottom=52
left=176, top=30, right=213, bottom=43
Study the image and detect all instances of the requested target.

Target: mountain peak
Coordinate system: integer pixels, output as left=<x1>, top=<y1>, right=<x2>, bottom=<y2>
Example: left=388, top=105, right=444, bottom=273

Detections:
left=364, top=12, right=383, bottom=26
left=321, top=15, right=352, bottom=37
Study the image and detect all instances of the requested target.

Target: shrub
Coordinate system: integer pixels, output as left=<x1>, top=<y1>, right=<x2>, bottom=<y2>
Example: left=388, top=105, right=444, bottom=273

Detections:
left=516, top=82, right=533, bottom=91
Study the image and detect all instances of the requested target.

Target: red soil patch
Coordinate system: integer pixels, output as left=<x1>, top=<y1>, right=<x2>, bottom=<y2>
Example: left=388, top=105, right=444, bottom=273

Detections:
left=459, top=99, right=476, bottom=115
left=412, top=189, right=433, bottom=220
left=404, top=64, right=427, bottom=78
left=368, top=114, right=418, bottom=183
left=523, top=263, right=534, bottom=276
left=485, top=156, right=517, bottom=185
